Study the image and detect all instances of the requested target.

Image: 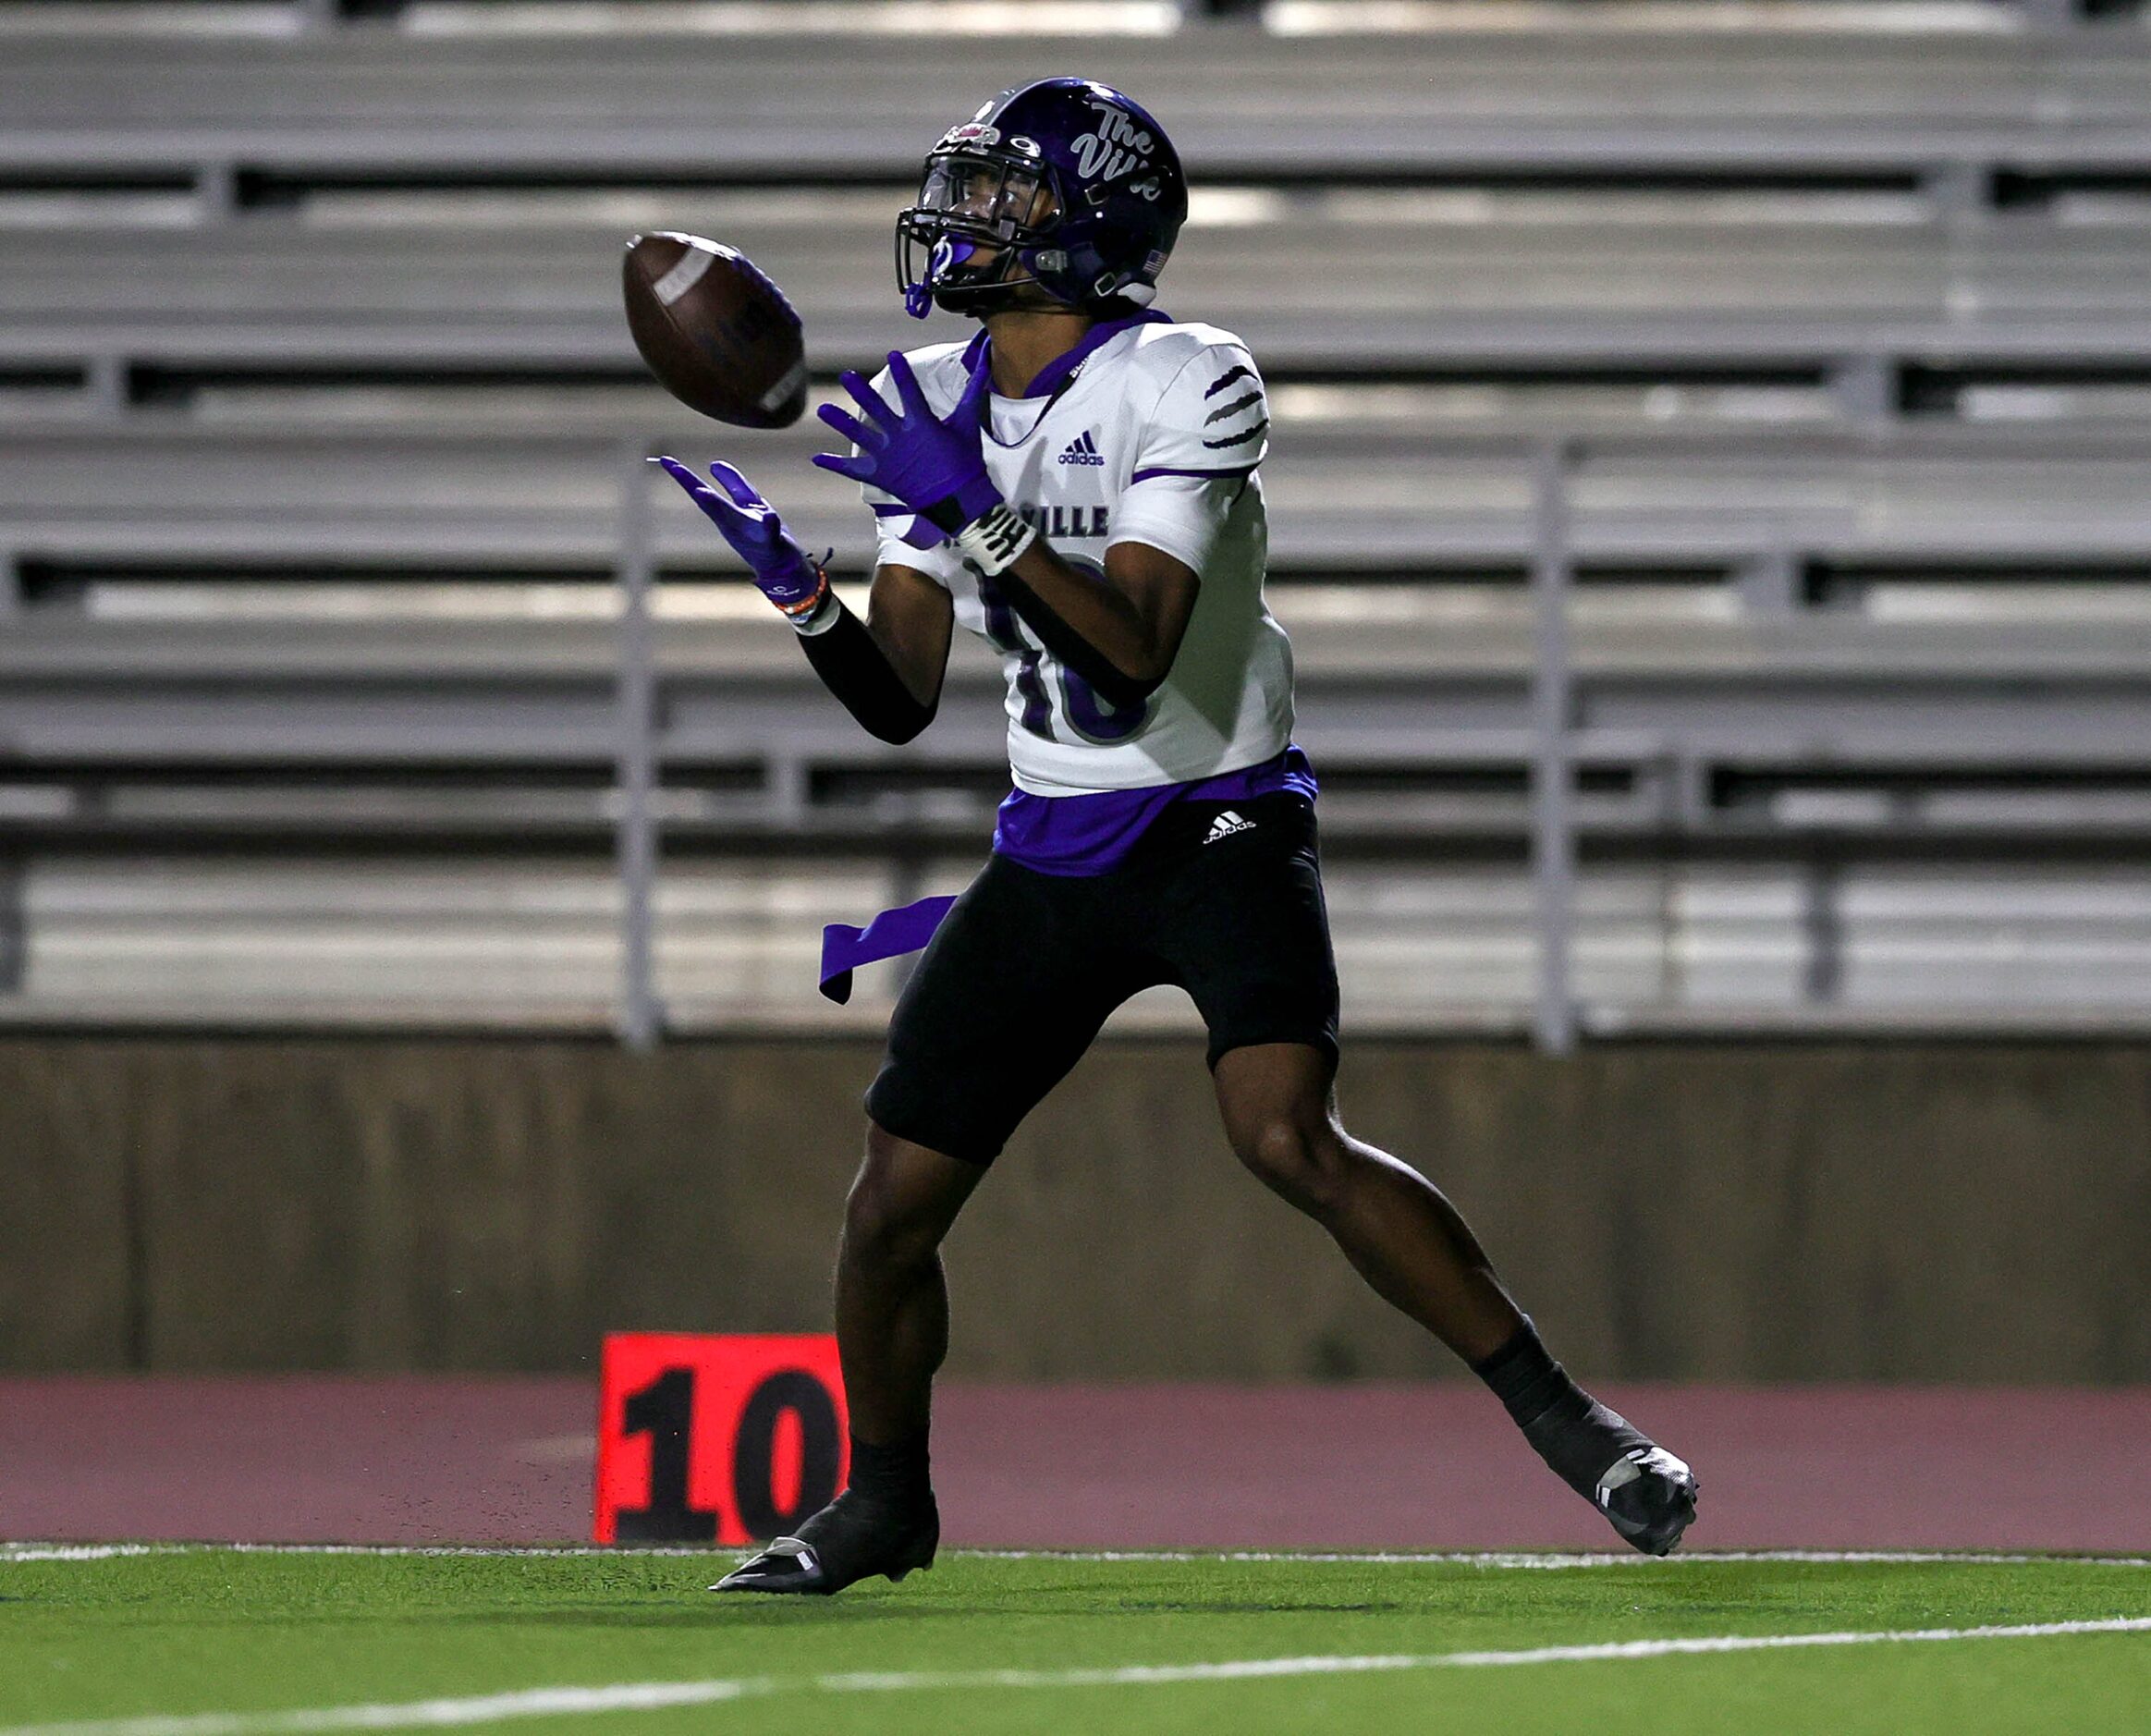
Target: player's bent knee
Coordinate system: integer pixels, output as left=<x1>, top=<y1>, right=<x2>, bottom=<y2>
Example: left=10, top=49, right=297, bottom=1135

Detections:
left=840, top=1170, right=937, bottom=1278
left=1234, top=1117, right=1349, bottom=1218
left=841, top=1126, right=967, bottom=1278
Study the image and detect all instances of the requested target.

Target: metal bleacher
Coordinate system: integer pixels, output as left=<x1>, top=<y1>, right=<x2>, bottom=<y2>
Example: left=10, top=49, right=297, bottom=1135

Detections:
left=5, top=0, right=2151, bottom=1039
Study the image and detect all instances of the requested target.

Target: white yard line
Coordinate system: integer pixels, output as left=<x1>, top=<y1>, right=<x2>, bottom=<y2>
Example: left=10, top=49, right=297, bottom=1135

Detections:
left=0, top=1685, right=760, bottom=1736
left=4, top=1619, right=2149, bottom=1736
left=6, top=1543, right=2150, bottom=1568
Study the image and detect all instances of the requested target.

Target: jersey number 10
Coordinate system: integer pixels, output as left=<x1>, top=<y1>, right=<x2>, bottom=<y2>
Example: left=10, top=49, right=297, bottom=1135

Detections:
left=979, top=562, right=1151, bottom=745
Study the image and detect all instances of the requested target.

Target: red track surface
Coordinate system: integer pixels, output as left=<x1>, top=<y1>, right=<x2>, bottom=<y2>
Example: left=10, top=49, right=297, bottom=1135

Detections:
left=2, top=1377, right=2145, bottom=1552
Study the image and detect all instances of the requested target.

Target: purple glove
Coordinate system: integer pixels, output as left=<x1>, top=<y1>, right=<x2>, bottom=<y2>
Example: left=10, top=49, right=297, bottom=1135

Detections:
left=655, top=456, right=828, bottom=624
left=813, top=348, right=1000, bottom=534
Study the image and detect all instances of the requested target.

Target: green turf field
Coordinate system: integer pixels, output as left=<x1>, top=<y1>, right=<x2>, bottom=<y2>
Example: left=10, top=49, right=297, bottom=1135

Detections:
left=3, top=1546, right=2147, bottom=1736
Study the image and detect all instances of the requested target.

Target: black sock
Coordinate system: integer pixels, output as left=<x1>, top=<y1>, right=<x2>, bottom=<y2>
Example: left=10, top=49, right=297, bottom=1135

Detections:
left=1472, top=1318, right=1645, bottom=1503
left=847, top=1430, right=934, bottom=1512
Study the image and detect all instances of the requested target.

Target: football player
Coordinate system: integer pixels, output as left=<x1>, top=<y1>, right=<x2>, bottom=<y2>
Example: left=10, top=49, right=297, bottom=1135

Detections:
left=659, top=78, right=1697, bottom=1595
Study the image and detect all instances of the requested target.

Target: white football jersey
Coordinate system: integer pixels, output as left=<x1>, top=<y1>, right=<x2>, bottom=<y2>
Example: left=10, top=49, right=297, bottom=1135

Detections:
left=863, top=318, right=1294, bottom=797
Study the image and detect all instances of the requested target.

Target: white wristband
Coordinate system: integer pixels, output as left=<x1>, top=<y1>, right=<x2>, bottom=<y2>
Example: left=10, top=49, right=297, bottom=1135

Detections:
left=954, top=503, right=1038, bottom=576
left=790, top=591, right=840, bottom=635
left=781, top=568, right=837, bottom=635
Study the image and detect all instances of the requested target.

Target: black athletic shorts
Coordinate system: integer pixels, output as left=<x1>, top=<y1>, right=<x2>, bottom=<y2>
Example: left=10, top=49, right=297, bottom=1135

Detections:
left=865, top=790, right=1339, bottom=1166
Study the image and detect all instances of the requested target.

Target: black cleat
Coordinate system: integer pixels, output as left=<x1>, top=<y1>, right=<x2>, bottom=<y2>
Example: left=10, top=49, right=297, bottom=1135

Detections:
left=711, top=1489, right=938, bottom=1595
left=1595, top=1445, right=1699, bottom=1557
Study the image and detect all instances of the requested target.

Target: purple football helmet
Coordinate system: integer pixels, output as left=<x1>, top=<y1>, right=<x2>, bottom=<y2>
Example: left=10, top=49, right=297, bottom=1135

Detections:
left=896, top=78, right=1189, bottom=320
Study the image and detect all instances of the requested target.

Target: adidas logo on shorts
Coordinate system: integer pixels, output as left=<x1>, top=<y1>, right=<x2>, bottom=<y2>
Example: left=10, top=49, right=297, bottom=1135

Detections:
left=1204, top=809, right=1255, bottom=844
left=1057, top=430, right=1105, bottom=467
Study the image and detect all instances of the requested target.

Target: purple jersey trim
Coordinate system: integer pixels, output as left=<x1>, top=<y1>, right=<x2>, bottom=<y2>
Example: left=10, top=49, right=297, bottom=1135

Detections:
left=1128, top=463, right=1261, bottom=485
left=965, top=309, right=1171, bottom=401
left=993, top=745, right=1318, bottom=877
left=1016, top=309, right=1171, bottom=398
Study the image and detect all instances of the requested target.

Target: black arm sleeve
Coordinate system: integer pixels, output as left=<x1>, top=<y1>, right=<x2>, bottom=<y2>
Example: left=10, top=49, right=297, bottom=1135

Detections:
left=992, top=566, right=1164, bottom=709
left=796, top=597, right=936, bottom=745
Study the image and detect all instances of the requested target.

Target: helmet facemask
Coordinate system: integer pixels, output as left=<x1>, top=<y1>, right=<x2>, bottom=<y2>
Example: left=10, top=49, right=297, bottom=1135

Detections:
left=896, top=150, right=1069, bottom=320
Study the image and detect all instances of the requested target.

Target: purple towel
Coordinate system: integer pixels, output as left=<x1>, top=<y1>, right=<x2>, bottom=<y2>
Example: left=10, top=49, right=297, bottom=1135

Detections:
left=819, top=894, right=959, bottom=1004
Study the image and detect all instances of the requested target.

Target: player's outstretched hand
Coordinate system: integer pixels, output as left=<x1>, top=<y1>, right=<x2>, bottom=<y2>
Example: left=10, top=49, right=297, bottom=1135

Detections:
left=654, top=456, right=828, bottom=626
left=813, top=348, right=1000, bottom=534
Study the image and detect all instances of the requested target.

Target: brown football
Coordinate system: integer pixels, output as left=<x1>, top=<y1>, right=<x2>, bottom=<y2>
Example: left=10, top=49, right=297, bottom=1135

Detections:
left=622, top=232, right=809, bottom=428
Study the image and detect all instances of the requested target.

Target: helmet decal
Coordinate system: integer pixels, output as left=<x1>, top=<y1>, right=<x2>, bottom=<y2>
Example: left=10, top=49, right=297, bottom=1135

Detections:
left=935, top=121, right=1001, bottom=152
left=1069, top=102, right=1156, bottom=185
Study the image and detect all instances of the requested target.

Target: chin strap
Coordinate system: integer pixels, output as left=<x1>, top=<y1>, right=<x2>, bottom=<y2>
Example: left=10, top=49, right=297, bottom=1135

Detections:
left=911, top=234, right=1072, bottom=321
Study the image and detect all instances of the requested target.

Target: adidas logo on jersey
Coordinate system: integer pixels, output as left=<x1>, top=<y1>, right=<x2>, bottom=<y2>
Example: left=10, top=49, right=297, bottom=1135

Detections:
left=1057, top=430, right=1105, bottom=467
left=1204, top=810, right=1255, bottom=844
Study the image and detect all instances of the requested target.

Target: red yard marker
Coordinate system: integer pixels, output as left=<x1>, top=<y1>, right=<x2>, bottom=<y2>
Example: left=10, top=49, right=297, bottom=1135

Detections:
left=593, top=1332, right=848, bottom=1547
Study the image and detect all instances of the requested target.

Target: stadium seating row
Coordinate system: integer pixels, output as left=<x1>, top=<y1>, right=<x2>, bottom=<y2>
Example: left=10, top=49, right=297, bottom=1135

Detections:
left=19, top=205, right=2151, bottom=411
left=9, top=23, right=2151, bottom=186
left=11, top=853, right=2151, bottom=1033
left=7, top=572, right=2146, bottom=835
left=12, top=421, right=2151, bottom=586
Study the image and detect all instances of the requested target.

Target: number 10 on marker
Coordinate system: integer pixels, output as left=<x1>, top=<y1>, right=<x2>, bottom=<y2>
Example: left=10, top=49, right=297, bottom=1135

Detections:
left=593, top=1332, right=849, bottom=1547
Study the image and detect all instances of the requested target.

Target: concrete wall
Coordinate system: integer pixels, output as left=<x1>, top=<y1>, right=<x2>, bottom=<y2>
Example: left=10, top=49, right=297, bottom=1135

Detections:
left=2, top=1037, right=2146, bottom=1381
